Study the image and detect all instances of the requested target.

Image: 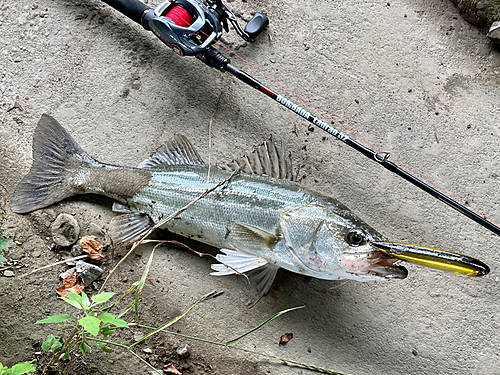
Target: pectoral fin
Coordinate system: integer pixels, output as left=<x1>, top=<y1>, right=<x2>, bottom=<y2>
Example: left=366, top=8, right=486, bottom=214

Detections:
left=211, top=221, right=280, bottom=308
left=225, top=221, right=279, bottom=253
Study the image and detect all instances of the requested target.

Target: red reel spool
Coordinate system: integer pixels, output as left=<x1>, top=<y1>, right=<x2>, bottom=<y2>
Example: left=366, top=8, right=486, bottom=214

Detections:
left=165, top=6, right=194, bottom=27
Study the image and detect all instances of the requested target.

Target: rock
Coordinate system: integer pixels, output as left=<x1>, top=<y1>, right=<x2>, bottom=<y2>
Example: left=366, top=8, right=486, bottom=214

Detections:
left=487, top=21, right=500, bottom=39
left=176, top=343, right=190, bottom=358
left=76, top=261, right=103, bottom=285
left=143, top=348, right=152, bottom=354
left=51, top=213, right=80, bottom=247
left=3, top=270, right=14, bottom=277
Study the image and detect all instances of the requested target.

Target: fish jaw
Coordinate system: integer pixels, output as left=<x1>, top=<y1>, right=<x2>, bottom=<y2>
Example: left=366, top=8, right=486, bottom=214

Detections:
left=339, top=249, right=408, bottom=281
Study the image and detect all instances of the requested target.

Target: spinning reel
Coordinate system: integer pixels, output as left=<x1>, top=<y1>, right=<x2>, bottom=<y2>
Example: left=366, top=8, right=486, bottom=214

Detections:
left=141, top=0, right=269, bottom=57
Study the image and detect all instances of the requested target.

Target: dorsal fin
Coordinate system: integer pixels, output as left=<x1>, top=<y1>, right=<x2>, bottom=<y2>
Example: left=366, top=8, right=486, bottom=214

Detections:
left=221, top=137, right=295, bottom=181
left=138, top=134, right=205, bottom=169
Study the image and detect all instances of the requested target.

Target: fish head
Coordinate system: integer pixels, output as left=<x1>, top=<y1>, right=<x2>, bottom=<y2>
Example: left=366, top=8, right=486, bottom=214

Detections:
left=280, top=203, right=489, bottom=281
left=280, top=204, right=407, bottom=281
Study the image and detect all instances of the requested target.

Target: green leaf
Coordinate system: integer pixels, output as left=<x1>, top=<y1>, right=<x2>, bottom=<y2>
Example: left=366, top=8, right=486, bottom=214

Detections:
left=91, top=292, right=115, bottom=304
left=10, top=362, right=36, bottom=375
left=100, top=326, right=116, bottom=337
left=79, top=316, right=101, bottom=336
left=41, top=335, right=63, bottom=352
left=0, top=236, right=9, bottom=251
left=99, top=313, right=129, bottom=328
left=64, top=342, right=72, bottom=360
left=60, top=292, right=83, bottom=309
left=35, top=314, right=73, bottom=324
left=79, top=342, right=91, bottom=357
left=0, top=236, right=8, bottom=263
left=80, top=291, right=90, bottom=309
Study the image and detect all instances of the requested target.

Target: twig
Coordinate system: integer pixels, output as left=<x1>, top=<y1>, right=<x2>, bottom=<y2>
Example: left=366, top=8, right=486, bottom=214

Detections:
left=15, top=255, right=88, bottom=280
left=99, top=168, right=240, bottom=293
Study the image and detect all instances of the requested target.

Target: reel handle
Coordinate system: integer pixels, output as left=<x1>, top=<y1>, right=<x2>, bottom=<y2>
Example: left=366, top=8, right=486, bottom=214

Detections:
left=244, top=13, right=269, bottom=41
left=101, top=0, right=151, bottom=25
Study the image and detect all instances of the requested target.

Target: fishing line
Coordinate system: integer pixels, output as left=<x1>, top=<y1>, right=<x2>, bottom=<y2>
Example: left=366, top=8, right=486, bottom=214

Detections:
left=165, top=5, right=194, bottom=27
left=211, top=37, right=500, bottom=230
left=99, top=0, right=500, bottom=237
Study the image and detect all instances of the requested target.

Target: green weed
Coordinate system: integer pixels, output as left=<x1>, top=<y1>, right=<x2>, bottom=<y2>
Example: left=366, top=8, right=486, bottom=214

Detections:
left=0, top=235, right=8, bottom=262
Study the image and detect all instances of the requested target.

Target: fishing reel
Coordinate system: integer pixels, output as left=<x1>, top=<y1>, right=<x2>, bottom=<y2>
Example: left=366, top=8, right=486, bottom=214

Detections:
left=142, top=0, right=269, bottom=57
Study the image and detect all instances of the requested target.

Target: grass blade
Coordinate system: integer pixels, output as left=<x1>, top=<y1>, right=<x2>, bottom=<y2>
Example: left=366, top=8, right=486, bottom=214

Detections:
left=129, top=290, right=216, bottom=348
left=134, top=247, right=156, bottom=323
left=225, top=306, right=304, bottom=346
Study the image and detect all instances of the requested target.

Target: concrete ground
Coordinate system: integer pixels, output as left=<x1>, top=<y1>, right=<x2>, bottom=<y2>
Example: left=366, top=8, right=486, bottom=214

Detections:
left=1, top=0, right=499, bottom=374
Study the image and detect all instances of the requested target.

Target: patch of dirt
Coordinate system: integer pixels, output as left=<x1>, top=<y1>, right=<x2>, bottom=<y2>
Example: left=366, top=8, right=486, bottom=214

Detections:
left=1, top=0, right=500, bottom=374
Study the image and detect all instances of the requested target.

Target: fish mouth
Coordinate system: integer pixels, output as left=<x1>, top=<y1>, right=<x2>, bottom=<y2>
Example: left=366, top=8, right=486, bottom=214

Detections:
left=341, top=249, right=408, bottom=279
left=362, top=251, right=408, bottom=279
left=371, top=241, right=490, bottom=277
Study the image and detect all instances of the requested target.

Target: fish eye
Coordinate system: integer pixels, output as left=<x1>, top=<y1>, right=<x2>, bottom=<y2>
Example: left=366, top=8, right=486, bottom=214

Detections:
left=346, top=229, right=366, bottom=246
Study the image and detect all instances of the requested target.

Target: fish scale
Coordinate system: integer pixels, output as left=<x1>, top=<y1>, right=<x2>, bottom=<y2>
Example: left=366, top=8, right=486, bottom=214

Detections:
left=131, top=166, right=313, bottom=250
left=11, top=114, right=489, bottom=306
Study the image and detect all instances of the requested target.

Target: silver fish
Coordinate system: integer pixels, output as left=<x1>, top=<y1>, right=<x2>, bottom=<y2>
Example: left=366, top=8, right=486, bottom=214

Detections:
left=11, top=115, right=489, bottom=306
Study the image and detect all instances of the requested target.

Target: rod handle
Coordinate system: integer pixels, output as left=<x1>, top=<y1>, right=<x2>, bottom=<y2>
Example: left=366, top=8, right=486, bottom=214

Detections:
left=101, top=0, right=151, bottom=25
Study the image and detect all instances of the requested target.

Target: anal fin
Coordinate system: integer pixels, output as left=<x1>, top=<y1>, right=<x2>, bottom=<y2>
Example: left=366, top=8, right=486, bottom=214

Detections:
left=110, top=203, right=153, bottom=246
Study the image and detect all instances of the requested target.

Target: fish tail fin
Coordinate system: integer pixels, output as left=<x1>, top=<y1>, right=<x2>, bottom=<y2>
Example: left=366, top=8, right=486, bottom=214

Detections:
left=11, top=114, right=95, bottom=214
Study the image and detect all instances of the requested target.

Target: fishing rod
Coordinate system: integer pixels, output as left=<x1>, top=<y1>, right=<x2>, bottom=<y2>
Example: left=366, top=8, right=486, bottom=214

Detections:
left=100, top=0, right=500, bottom=237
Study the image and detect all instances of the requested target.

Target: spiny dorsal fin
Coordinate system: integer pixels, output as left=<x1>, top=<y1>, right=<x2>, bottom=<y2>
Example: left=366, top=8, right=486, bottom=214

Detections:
left=221, top=137, right=294, bottom=180
left=138, top=134, right=205, bottom=169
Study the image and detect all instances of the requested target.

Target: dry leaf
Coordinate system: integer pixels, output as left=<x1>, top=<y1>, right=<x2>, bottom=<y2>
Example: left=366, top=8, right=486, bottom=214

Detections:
left=57, top=273, right=85, bottom=297
left=279, top=332, right=293, bottom=345
left=80, top=237, right=105, bottom=260
left=164, top=363, right=182, bottom=375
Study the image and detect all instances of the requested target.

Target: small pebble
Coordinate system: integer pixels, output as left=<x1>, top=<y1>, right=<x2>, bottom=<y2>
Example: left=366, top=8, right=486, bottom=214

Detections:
left=3, top=270, right=14, bottom=277
left=176, top=343, right=190, bottom=358
left=133, top=332, right=144, bottom=342
left=143, top=348, right=152, bottom=354
left=76, top=261, right=103, bottom=285
left=51, top=213, right=80, bottom=247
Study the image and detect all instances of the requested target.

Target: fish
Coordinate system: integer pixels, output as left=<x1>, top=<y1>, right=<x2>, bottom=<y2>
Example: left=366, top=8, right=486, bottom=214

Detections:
left=11, top=114, right=489, bottom=306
